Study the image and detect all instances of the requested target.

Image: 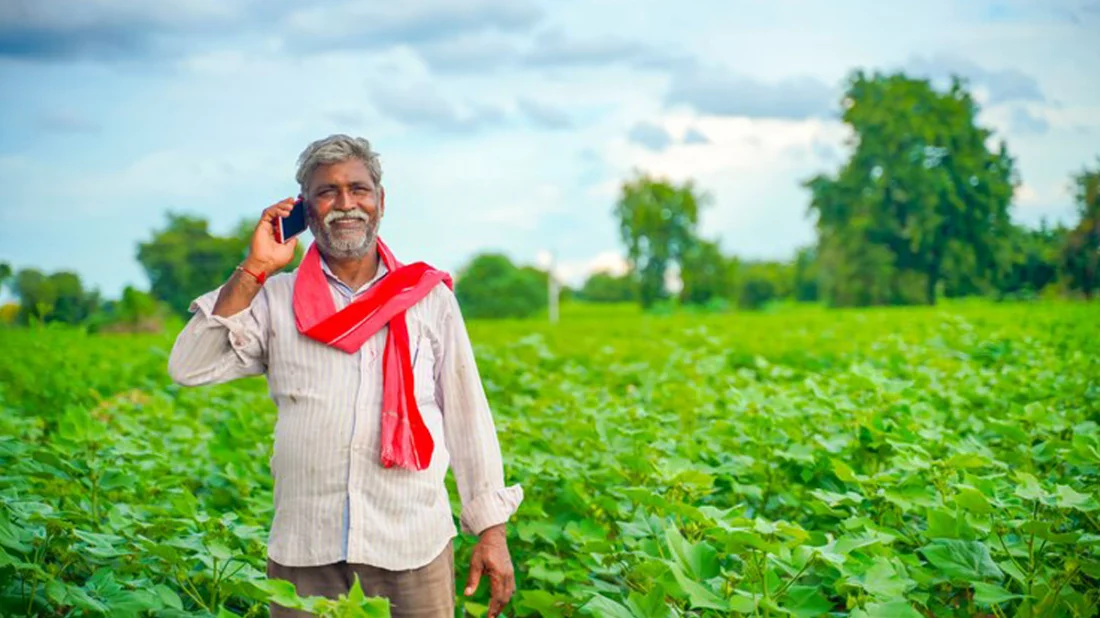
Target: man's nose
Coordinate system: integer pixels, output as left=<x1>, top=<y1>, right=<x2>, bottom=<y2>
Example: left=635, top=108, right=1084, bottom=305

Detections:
left=334, top=190, right=354, bottom=211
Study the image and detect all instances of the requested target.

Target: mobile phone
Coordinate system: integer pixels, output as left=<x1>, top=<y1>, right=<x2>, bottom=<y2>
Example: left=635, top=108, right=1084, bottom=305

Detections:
left=277, top=198, right=308, bottom=244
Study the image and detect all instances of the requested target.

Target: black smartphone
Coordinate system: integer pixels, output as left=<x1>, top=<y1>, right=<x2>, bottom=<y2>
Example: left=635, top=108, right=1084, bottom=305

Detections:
left=277, top=198, right=308, bottom=244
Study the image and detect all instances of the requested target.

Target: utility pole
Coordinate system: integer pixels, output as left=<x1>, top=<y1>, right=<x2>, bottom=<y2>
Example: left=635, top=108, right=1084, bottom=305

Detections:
left=539, top=250, right=560, bottom=324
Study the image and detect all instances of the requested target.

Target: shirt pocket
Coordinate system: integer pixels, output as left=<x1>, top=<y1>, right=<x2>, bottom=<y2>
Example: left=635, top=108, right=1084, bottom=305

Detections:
left=411, top=333, right=437, bottom=407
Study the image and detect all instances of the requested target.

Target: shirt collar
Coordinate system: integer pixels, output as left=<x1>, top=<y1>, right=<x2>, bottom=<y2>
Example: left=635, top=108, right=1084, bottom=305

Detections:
left=319, top=255, right=389, bottom=297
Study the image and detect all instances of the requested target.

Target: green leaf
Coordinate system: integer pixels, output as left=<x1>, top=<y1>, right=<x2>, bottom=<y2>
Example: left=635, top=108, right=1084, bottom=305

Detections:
left=154, top=584, right=183, bottom=610
left=528, top=562, right=566, bottom=585
left=1019, top=521, right=1081, bottom=544
left=516, top=590, right=567, bottom=618
left=256, top=578, right=306, bottom=610
left=972, top=581, right=1022, bottom=605
left=1014, top=472, right=1048, bottom=501
left=664, top=525, right=719, bottom=580
left=1054, top=485, right=1098, bottom=511
left=0, top=513, right=32, bottom=553
left=207, top=540, right=234, bottom=561
left=464, top=601, right=488, bottom=617
left=666, top=561, right=730, bottom=611
left=860, top=600, right=923, bottom=618
left=920, top=539, right=1004, bottom=582
left=780, top=585, right=833, bottom=618
left=954, top=485, right=994, bottom=515
left=626, top=588, right=671, bottom=618
left=580, top=595, right=636, bottom=618
left=862, top=556, right=916, bottom=600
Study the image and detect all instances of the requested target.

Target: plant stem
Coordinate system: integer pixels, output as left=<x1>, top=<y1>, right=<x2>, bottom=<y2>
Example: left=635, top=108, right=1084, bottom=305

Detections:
left=1026, top=502, right=1039, bottom=602
left=774, top=557, right=814, bottom=599
left=992, top=515, right=1025, bottom=578
left=1037, top=566, right=1077, bottom=618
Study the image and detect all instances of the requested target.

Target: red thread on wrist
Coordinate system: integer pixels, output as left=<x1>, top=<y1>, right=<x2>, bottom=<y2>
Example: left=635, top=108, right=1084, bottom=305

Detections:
left=238, top=265, right=267, bottom=285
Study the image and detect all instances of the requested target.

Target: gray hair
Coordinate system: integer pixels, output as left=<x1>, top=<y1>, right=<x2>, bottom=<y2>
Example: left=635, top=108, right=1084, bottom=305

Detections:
left=295, top=134, right=383, bottom=196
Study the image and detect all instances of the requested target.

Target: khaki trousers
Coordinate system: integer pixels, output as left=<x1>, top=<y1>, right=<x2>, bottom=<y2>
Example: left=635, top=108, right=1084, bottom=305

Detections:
left=266, top=540, right=455, bottom=618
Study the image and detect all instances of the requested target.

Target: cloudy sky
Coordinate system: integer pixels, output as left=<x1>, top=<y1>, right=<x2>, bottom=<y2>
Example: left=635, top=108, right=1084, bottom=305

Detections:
left=1, top=0, right=1098, bottom=296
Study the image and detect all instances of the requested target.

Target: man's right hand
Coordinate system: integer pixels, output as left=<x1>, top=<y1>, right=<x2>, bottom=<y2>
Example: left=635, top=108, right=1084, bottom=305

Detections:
left=244, top=198, right=301, bottom=275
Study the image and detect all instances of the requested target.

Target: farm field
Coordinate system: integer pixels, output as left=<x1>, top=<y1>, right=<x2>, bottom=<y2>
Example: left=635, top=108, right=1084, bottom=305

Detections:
left=1, top=300, right=1099, bottom=617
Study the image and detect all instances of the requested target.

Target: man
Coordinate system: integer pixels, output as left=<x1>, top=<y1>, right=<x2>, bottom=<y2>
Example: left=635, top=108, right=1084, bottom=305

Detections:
left=168, top=134, right=522, bottom=618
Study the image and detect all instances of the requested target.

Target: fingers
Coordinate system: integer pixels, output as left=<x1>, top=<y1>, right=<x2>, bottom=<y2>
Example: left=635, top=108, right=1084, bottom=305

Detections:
left=464, top=555, right=484, bottom=597
left=486, top=565, right=515, bottom=618
left=261, top=197, right=297, bottom=225
left=488, top=572, right=505, bottom=617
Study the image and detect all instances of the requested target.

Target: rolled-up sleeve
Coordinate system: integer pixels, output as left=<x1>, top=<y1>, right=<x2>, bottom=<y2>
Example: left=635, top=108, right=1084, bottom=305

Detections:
left=167, top=285, right=269, bottom=386
left=436, top=291, right=523, bottom=535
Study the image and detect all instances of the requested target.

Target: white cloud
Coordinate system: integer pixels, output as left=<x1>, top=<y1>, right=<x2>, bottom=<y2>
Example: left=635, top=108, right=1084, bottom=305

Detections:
left=555, top=251, right=630, bottom=286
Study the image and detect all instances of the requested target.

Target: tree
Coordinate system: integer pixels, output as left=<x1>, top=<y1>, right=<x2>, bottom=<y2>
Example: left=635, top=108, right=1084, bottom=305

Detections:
left=614, top=173, right=707, bottom=308
left=806, top=71, right=1017, bottom=306
left=579, top=272, right=637, bottom=303
left=792, top=246, right=820, bottom=302
left=454, top=253, right=547, bottom=319
left=996, top=221, right=1065, bottom=299
left=1062, top=160, right=1100, bottom=298
left=11, top=268, right=99, bottom=324
left=0, top=262, right=11, bottom=291
left=679, top=240, right=737, bottom=306
left=137, top=214, right=247, bottom=316
left=737, top=261, right=793, bottom=310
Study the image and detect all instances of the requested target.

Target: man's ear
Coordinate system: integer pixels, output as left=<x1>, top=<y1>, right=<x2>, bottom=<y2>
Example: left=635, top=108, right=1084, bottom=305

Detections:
left=379, top=186, right=386, bottom=218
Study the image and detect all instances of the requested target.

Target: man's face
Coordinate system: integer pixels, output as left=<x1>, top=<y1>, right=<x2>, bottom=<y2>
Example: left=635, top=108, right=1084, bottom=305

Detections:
left=305, top=159, right=385, bottom=260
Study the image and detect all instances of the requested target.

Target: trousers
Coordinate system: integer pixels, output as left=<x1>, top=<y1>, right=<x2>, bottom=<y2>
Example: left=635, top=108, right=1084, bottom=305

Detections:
left=266, top=539, right=455, bottom=618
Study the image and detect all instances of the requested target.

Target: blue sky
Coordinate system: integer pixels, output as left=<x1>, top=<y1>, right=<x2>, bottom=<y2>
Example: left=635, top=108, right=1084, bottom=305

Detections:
left=1, top=0, right=1098, bottom=296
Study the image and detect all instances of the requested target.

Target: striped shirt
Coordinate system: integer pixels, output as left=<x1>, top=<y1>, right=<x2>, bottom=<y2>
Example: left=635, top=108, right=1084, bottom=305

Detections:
left=166, top=258, right=523, bottom=570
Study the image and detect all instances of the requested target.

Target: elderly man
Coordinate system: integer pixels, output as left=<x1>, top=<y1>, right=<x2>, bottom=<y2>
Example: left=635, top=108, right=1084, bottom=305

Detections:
left=167, top=134, right=522, bottom=618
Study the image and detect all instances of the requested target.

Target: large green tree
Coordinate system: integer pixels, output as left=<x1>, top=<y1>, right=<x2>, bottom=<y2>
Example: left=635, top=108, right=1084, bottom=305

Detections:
left=454, top=253, right=547, bottom=319
left=137, top=214, right=250, bottom=316
left=11, top=269, right=100, bottom=324
left=614, top=173, right=707, bottom=308
left=1062, top=160, right=1100, bottom=298
left=806, top=71, right=1017, bottom=306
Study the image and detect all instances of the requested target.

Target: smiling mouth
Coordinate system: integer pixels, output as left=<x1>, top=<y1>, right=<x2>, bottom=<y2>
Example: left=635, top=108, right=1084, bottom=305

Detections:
left=330, top=219, right=366, bottom=229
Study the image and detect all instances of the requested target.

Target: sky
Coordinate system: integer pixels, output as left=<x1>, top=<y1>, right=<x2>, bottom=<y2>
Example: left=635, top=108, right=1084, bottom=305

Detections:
left=1, top=0, right=1098, bottom=297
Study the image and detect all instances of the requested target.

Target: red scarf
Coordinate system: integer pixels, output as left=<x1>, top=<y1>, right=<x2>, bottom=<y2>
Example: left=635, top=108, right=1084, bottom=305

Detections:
left=292, top=239, right=453, bottom=471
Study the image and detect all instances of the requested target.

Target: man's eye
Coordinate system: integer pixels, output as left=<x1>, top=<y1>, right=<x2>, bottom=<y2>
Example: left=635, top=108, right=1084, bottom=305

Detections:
left=352, top=187, right=371, bottom=195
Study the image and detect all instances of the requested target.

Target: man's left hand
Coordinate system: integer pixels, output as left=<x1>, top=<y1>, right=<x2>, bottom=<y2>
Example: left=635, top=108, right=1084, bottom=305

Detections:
left=464, top=524, right=515, bottom=617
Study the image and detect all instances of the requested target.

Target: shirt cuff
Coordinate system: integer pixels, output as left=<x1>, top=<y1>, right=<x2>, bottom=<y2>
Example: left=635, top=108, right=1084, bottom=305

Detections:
left=189, top=288, right=260, bottom=352
left=460, top=485, right=524, bottom=535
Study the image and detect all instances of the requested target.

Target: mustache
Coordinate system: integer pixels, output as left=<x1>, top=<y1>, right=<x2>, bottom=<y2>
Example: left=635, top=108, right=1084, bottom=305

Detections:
left=323, top=210, right=371, bottom=225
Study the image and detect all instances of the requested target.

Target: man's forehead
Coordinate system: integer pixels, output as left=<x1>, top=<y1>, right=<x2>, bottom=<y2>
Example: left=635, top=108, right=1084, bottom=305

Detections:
left=310, top=160, right=374, bottom=184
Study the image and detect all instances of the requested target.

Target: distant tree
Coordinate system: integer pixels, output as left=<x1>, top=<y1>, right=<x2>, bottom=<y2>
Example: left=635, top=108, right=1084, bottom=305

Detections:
left=579, top=272, right=637, bottom=303
left=679, top=240, right=736, bottom=306
left=0, top=303, right=17, bottom=325
left=0, top=262, right=11, bottom=291
left=995, top=221, right=1065, bottom=298
left=614, top=173, right=707, bottom=308
left=11, top=268, right=99, bottom=324
left=455, top=253, right=547, bottom=319
left=792, top=246, right=820, bottom=302
left=1062, top=161, right=1100, bottom=298
left=737, top=261, right=793, bottom=310
left=806, top=71, right=1016, bottom=306
left=137, top=214, right=244, bottom=316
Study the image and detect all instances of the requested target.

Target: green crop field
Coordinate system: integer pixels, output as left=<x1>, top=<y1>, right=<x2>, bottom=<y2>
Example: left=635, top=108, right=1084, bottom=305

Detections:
left=2, top=300, right=1099, bottom=617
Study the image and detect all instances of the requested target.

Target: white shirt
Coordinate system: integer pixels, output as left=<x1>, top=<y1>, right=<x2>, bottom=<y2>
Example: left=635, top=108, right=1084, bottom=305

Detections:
left=166, top=259, right=523, bottom=569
